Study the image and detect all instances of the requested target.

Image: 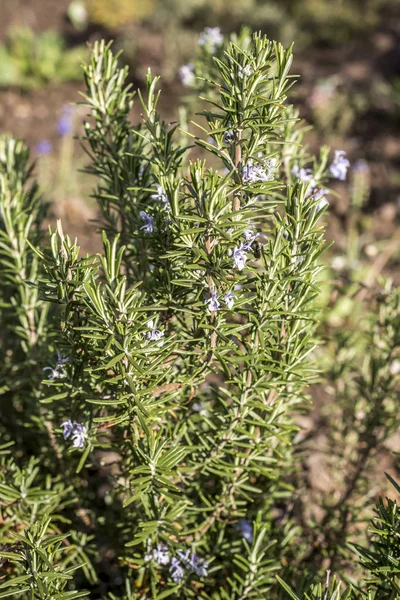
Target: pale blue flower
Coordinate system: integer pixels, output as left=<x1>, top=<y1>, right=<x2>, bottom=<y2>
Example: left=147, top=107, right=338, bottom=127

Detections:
left=179, top=64, right=195, bottom=86
left=151, top=185, right=169, bottom=209
left=72, top=423, right=87, bottom=448
left=198, top=27, right=223, bottom=52
left=329, top=150, right=350, bottom=181
left=155, top=545, right=170, bottom=565
left=292, top=164, right=316, bottom=193
left=170, top=557, right=185, bottom=582
left=223, top=291, right=237, bottom=309
left=233, top=244, right=248, bottom=271
left=61, top=420, right=74, bottom=440
left=205, top=290, right=220, bottom=312
left=43, top=351, right=70, bottom=380
left=144, top=320, right=164, bottom=342
left=242, top=158, right=275, bottom=184
left=140, top=211, right=154, bottom=233
left=177, top=550, right=209, bottom=577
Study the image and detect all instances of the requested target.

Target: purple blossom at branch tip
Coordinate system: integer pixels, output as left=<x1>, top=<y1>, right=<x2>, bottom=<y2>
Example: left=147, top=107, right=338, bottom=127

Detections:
left=237, top=518, right=253, bottom=543
left=243, top=228, right=259, bottom=249
left=238, top=64, right=253, bottom=79
left=35, top=139, right=53, bottom=155
left=140, top=211, right=154, bottom=234
left=72, top=423, right=88, bottom=448
left=61, top=420, right=74, bottom=440
left=205, top=291, right=220, bottom=312
left=57, top=351, right=70, bottom=365
left=329, top=150, right=350, bottom=181
left=198, top=27, right=223, bottom=52
left=179, top=64, right=195, bottom=86
left=57, top=105, right=74, bottom=137
left=170, top=557, right=185, bottom=583
left=233, top=244, right=248, bottom=271
left=151, top=185, right=170, bottom=209
left=223, top=291, right=237, bottom=310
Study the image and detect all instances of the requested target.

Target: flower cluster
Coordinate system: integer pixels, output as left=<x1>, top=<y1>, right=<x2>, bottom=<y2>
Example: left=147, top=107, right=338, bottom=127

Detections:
left=61, top=420, right=88, bottom=448
left=43, top=351, right=70, bottom=380
left=242, top=158, right=276, bottom=184
left=232, top=228, right=259, bottom=271
left=238, top=64, right=253, bottom=79
left=198, top=27, right=223, bottom=52
left=170, top=550, right=209, bottom=582
left=145, top=544, right=170, bottom=566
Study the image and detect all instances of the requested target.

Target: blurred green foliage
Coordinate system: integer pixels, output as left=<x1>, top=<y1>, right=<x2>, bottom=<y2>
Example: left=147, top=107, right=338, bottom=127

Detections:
left=0, top=27, right=88, bottom=90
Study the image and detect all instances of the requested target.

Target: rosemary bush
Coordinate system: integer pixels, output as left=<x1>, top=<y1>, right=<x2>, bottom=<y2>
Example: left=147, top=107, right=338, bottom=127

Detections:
left=1, top=29, right=399, bottom=600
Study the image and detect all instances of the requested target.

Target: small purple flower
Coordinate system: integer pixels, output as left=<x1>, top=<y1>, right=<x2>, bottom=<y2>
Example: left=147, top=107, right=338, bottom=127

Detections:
left=57, top=105, right=74, bottom=137
left=177, top=550, right=208, bottom=577
left=170, top=557, right=185, bottom=583
left=223, top=291, right=237, bottom=309
left=353, top=159, right=369, bottom=174
left=329, top=150, right=350, bottom=181
left=151, top=185, right=170, bottom=209
left=57, top=351, right=70, bottom=365
left=179, top=64, right=195, bottom=86
left=292, top=164, right=316, bottom=193
left=155, top=545, right=170, bottom=566
left=35, top=139, right=53, bottom=155
left=72, top=423, right=87, bottom=448
left=237, top=518, right=253, bottom=543
left=233, top=244, right=248, bottom=271
left=43, top=351, right=70, bottom=380
left=205, top=290, right=220, bottom=312
left=61, top=420, right=74, bottom=440
left=140, top=211, right=154, bottom=234
left=198, top=27, right=223, bottom=52
left=242, top=158, right=275, bottom=184
left=238, top=64, right=253, bottom=79
left=144, top=320, right=164, bottom=343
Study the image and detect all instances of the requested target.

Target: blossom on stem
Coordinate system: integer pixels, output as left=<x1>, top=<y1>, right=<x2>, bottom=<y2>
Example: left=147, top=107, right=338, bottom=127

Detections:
left=151, top=185, right=169, bottom=209
left=329, top=150, right=350, bottom=181
left=198, top=27, right=223, bottom=52
left=57, top=105, right=74, bottom=137
left=179, top=64, right=195, bottom=86
left=292, top=164, right=316, bottom=194
left=205, top=291, right=220, bottom=312
left=315, top=189, right=329, bottom=211
left=43, top=351, right=70, bottom=380
left=72, top=423, right=88, bottom=448
left=61, top=420, right=74, bottom=440
left=140, top=211, right=154, bottom=234
left=233, top=244, right=248, bottom=271
left=242, top=158, right=276, bottom=184
left=170, top=557, right=185, bottom=583
left=223, top=291, right=237, bottom=309
left=36, top=139, right=53, bottom=155
left=144, top=320, right=164, bottom=343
